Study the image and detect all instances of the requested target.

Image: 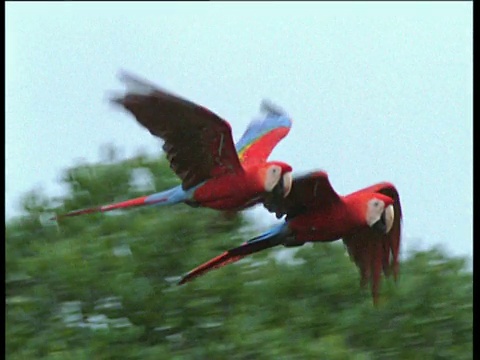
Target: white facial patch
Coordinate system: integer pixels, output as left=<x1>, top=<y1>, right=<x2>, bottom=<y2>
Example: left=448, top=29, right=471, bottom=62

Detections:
left=264, top=165, right=282, bottom=192
left=365, top=198, right=385, bottom=227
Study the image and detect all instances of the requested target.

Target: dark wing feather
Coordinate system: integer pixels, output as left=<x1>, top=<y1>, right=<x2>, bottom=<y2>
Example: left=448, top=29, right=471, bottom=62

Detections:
left=263, top=170, right=341, bottom=219
left=342, top=183, right=402, bottom=304
left=111, top=71, right=243, bottom=190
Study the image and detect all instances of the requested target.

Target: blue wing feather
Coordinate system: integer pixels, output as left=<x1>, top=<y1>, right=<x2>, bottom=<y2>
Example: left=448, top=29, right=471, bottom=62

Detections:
left=235, top=101, right=292, bottom=160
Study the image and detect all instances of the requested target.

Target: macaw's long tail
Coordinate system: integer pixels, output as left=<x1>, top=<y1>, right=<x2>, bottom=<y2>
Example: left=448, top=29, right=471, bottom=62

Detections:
left=178, top=223, right=289, bottom=285
left=52, top=186, right=187, bottom=220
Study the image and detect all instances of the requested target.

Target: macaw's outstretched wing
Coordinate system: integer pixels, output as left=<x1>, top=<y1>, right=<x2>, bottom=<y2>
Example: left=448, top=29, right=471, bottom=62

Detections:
left=342, top=183, right=402, bottom=305
left=111, top=71, right=243, bottom=190
left=263, top=170, right=342, bottom=219
left=178, top=224, right=287, bottom=285
left=235, top=100, right=292, bottom=164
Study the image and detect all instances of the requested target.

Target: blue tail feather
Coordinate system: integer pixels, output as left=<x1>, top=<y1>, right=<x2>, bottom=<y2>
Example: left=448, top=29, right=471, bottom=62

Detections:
left=247, top=222, right=289, bottom=245
left=144, top=185, right=189, bottom=206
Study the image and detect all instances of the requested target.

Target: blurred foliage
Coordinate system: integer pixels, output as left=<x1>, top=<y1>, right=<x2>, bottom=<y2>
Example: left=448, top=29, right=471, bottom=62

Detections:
left=6, top=147, right=472, bottom=359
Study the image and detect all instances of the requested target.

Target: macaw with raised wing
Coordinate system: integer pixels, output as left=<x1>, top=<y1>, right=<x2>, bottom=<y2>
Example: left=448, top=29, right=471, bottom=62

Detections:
left=178, top=170, right=402, bottom=304
left=54, top=72, right=293, bottom=220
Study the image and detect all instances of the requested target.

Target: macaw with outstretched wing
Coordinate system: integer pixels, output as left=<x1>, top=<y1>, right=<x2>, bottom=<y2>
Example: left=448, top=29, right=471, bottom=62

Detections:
left=179, top=171, right=402, bottom=305
left=53, top=72, right=293, bottom=220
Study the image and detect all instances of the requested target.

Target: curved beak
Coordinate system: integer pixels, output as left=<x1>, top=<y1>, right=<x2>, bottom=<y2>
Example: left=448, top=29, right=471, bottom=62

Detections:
left=372, top=205, right=395, bottom=234
left=270, top=171, right=292, bottom=199
left=282, top=172, right=293, bottom=198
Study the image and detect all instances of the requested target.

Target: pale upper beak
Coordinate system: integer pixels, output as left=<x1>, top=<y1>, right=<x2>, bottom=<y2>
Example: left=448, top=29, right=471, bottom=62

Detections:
left=282, top=172, right=293, bottom=198
left=372, top=205, right=395, bottom=234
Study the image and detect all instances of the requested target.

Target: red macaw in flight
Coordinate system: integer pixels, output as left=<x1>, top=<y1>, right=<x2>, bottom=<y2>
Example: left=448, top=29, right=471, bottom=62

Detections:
left=53, top=72, right=293, bottom=220
left=178, top=170, right=402, bottom=304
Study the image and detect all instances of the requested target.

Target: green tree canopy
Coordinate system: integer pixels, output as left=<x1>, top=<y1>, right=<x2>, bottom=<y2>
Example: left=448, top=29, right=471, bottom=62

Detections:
left=6, top=147, right=472, bottom=359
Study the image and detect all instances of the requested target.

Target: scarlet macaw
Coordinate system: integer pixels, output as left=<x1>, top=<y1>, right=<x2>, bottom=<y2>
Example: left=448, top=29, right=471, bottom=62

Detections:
left=178, top=170, right=402, bottom=304
left=54, top=72, right=293, bottom=219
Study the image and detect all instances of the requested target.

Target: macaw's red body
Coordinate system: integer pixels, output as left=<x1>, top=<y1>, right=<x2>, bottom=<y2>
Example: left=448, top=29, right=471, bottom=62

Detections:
left=179, top=171, right=403, bottom=305
left=190, top=162, right=287, bottom=210
left=53, top=71, right=293, bottom=219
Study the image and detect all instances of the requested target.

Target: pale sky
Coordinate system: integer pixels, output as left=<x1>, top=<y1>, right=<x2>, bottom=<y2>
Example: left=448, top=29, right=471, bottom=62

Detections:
left=6, top=2, right=473, bottom=258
